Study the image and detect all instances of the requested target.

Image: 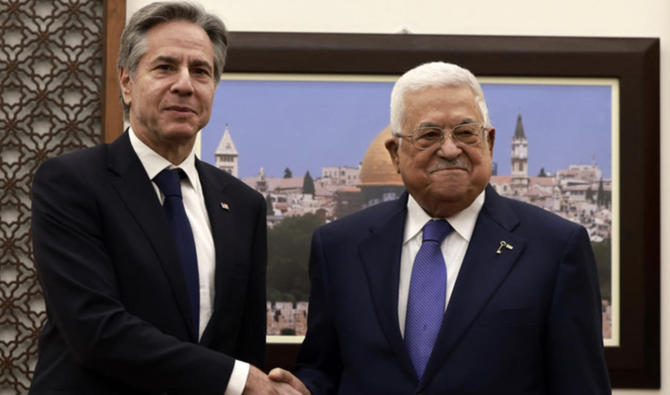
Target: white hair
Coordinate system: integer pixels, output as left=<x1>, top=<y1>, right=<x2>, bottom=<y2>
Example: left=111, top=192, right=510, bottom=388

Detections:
left=389, top=61, right=490, bottom=136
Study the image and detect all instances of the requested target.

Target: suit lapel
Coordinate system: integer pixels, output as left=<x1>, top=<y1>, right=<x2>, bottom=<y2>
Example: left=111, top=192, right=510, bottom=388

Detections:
left=106, top=132, right=196, bottom=340
left=359, top=193, right=417, bottom=380
left=194, top=160, right=236, bottom=334
left=420, top=186, right=527, bottom=387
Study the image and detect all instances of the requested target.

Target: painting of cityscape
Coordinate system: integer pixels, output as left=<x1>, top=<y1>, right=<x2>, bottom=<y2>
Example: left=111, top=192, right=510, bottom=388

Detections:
left=200, top=74, right=618, bottom=345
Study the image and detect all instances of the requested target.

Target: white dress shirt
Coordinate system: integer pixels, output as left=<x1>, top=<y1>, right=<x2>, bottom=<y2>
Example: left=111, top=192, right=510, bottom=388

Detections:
left=397, top=190, right=486, bottom=337
left=128, top=128, right=248, bottom=395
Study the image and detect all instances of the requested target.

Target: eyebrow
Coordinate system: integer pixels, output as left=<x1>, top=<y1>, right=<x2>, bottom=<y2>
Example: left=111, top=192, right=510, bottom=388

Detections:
left=189, top=59, right=213, bottom=71
left=152, top=56, right=213, bottom=71
left=417, top=118, right=478, bottom=129
left=457, top=118, right=477, bottom=125
left=417, top=121, right=442, bottom=129
left=152, top=55, right=179, bottom=65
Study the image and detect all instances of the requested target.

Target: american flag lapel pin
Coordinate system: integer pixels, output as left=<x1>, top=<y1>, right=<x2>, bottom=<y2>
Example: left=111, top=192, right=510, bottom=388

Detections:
left=220, top=202, right=230, bottom=211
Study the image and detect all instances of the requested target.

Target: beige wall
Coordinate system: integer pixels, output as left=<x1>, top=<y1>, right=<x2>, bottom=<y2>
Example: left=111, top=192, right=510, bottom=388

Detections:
left=127, top=1, right=668, bottom=393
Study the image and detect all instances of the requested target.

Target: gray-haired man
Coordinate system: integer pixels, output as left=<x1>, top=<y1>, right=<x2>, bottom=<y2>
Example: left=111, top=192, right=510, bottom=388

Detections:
left=30, top=2, right=293, bottom=394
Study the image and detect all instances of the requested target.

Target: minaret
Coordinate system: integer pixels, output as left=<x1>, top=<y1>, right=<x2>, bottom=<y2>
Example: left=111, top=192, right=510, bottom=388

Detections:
left=214, top=124, right=238, bottom=177
left=510, top=114, right=529, bottom=190
left=256, top=167, right=267, bottom=193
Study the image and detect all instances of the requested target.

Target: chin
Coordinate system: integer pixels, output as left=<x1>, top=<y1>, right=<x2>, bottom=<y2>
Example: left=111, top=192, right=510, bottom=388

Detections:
left=164, top=125, right=199, bottom=139
left=433, top=192, right=470, bottom=205
left=430, top=180, right=471, bottom=196
left=429, top=186, right=476, bottom=205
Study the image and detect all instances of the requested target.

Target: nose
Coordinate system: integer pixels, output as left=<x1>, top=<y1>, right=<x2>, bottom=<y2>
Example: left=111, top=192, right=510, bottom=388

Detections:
left=436, top=134, right=463, bottom=159
left=170, top=67, right=194, bottom=95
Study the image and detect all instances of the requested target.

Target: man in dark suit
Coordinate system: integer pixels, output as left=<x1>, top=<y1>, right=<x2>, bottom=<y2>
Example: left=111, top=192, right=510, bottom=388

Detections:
left=270, top=62, right=611, bottom=394
left=30, top=2, right=298, bottom=394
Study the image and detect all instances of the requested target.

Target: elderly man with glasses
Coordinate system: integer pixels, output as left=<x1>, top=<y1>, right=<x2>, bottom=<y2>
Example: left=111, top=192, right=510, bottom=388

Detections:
left=271, top=61, right=611, bottom=394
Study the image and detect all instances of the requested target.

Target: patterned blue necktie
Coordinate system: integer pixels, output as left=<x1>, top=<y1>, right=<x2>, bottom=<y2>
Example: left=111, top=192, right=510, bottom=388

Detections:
left=154, top=168, right=200, bottom=336
left=405, top=219, right=452, bottom=378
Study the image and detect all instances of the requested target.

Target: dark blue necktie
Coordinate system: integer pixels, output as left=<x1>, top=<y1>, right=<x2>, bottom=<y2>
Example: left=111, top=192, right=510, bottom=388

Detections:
left=153, top=168, right=199, bottom=336
left=405, top=219, right=452, bottom=378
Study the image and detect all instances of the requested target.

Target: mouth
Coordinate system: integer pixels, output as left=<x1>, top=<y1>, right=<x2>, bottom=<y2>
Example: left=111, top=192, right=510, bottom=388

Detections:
left=164, top=105, right=196, bottom=115
left=429, top=165, right=469, bottom=174
left=428, top=157, right=471, bottom=174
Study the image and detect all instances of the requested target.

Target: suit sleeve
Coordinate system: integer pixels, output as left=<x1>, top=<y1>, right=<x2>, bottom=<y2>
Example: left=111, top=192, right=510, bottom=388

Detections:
left=545, top=225, right=611, bottom=394
left=31, top=158, right=234, bottom=394
left=292, top=228, right=342, bottom=395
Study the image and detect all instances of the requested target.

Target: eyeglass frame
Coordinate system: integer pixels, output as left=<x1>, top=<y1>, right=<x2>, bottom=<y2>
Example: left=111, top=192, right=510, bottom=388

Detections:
left=394, top=122, right=492, bottom=151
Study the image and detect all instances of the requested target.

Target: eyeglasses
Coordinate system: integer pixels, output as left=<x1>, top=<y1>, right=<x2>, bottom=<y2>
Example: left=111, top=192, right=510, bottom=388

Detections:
left=396, top=123, right=490, bottom=150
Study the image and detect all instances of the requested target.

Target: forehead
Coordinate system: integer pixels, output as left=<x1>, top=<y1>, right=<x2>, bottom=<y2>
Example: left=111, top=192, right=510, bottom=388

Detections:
left=142, top=20, right=214, bottom=65
left=403, top=85, right=481, bottom=126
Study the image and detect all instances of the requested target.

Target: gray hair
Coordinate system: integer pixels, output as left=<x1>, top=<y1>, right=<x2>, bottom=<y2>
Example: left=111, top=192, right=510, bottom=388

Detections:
left=389, top=62, right=490, bottom=136
left=117, top=1, right=228, bottom=118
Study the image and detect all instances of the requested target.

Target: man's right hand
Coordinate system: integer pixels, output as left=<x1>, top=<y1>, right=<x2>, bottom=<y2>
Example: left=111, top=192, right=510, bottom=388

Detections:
left=268, top=368, right=310, bottom=395
left=242, top=365, right=302, bottom=395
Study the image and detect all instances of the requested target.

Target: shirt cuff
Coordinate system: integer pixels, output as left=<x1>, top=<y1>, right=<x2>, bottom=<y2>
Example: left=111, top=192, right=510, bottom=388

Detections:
left=223, top=360, right=250, bottom=395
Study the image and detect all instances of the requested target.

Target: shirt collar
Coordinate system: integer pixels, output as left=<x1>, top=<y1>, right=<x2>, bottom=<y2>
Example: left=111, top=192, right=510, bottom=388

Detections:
left=404, top=188, right=486, bottom=244
left=128, top=127, right=200, bottom=190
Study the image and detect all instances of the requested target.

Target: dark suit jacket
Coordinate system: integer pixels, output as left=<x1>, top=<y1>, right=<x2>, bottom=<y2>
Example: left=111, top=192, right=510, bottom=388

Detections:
left=30, top=132, right=267, bottom=395
left=294, top=186, right=610, bottom=394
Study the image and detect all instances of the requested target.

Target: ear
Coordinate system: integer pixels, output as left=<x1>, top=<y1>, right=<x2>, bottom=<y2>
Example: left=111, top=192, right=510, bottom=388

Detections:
left=486, top=127, right=496, bottom=157
left=385, top=137, right=401, bottom=173
left=119, top=67, right=133, bottom=107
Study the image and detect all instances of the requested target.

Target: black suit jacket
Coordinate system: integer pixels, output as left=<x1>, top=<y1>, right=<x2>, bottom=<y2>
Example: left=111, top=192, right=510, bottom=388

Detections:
left=30, top=132, right=267, bottom=394
left=294, top=187, right=610, bottom=394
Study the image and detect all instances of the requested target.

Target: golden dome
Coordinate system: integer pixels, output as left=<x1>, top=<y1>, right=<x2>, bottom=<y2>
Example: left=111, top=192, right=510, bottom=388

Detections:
left=359, top=126, right=403, bottom=186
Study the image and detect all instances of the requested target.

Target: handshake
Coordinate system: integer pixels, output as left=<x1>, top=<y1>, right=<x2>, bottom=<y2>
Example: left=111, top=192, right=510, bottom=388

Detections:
left=243, top=365, right=310, bottom=395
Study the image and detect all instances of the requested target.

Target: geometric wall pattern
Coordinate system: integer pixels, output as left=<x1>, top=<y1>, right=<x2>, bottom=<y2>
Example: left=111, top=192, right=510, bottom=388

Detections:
left=0, top=1, right=103, bottom=393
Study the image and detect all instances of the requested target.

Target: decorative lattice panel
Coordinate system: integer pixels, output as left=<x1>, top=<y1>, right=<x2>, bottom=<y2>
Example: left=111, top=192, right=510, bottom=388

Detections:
left=0, top=1, right=104, bottom=392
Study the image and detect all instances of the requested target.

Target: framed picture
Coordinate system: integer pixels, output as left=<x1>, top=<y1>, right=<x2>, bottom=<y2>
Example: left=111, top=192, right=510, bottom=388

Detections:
left=200, top=74, right=619, bottom=346
left=217, top=32, right=660, bottom=388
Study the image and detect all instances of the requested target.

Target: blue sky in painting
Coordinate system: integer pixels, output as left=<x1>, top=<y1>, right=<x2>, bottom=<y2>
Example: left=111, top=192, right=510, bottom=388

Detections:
left=200, top=79, right=612, bottom=179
